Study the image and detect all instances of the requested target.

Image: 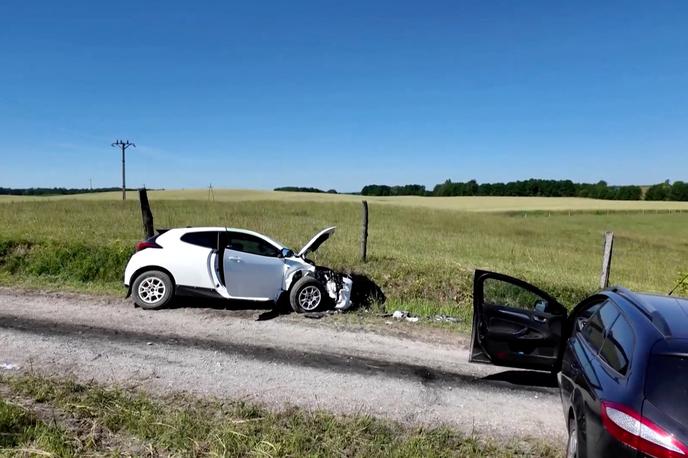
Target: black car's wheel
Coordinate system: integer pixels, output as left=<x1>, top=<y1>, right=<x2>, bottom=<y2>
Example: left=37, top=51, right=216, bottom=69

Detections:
left=289, top=277, right=329, bottom=313
left=566, top=415, right=579, bottom=458
left=132, top=270, right=174, bottom=310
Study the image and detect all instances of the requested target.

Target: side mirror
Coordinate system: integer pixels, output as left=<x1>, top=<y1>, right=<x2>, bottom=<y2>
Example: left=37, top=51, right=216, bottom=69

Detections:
left=279, top=248, right=294, bottom=258
left=533, top=299, right=548, bottom=313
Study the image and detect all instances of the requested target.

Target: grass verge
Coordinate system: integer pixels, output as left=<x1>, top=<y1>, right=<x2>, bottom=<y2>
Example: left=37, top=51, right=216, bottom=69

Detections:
left=0, top=397, right=75, bottom=456
left=0, top=373, right=562, bottom=457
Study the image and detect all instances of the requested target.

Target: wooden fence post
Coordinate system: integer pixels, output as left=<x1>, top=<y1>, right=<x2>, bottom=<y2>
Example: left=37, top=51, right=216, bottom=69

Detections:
left=139, top=188, right=155, bottom=239
left=360, top=200, right=368, bottom=262
left=600, top=231, right=614, bottom=289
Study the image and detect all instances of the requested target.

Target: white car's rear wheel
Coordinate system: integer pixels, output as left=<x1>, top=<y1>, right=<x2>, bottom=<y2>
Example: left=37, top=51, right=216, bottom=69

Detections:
left=132, top=270, right=174, bottom=310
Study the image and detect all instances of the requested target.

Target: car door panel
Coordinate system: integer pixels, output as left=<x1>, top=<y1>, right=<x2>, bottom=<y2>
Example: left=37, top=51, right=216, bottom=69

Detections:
left=224, top=249, right=285, bottom=300
left=470, top=270, right=567, bottom=371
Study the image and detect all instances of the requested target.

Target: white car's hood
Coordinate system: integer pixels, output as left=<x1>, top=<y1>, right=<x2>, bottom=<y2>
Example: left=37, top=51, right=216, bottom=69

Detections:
left=297, top=226, right=335, bottom=257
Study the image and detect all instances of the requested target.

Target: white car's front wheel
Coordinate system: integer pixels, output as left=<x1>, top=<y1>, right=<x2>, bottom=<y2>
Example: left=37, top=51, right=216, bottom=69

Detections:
left=289, top=277, right=328, bottom=313
left=132, top=270, right=174, bottom=310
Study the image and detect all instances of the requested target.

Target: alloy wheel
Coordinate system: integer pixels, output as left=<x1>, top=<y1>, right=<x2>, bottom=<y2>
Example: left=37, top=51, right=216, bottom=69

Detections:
left=138, top=277, right=166, bottom=304
left=298, top=285, right=322, bottom=311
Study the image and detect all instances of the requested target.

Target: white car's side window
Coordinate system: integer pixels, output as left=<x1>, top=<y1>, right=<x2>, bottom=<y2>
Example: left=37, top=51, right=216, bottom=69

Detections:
left=180, top=231, right=220, bottom=249
left=227, top=233, right=279, bottom=258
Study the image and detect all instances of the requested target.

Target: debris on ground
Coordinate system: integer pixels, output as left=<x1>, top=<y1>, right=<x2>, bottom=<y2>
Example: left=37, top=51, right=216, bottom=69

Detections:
left=391, top=310, right=419, bottom=323
left=433, top=314, right=462, bottom=323
left=256, top=309, right=281, bottom=321
left=0, top=363, right=20, bottom=370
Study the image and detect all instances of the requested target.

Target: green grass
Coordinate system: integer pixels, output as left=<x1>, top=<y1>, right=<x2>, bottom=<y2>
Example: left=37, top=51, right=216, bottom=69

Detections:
left=1, top=195, right=688, bottom=324
left=0, top=373, right=561, bottom=457
left=0, top=398, right=75, bottom=456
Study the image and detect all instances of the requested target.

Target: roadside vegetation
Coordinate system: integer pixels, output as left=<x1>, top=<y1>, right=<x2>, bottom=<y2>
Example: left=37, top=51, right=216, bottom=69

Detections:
left=0, top=397, right=75, bottom=456
left=0, top=373, right=561, bottom=457
left=1, top=194, right=687, bottom=326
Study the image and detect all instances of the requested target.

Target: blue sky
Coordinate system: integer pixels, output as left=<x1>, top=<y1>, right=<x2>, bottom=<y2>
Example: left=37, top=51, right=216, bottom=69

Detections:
left=1, top=1, right=687, bottom=192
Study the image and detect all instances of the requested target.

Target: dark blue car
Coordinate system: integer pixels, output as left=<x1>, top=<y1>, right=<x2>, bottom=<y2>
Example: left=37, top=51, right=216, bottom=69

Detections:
left=469, top=270, right=688, bottom=458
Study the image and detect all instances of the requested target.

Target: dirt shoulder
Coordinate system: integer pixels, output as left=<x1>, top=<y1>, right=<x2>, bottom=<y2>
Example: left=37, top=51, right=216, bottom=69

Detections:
left=0, top=288, right=566, bottom=443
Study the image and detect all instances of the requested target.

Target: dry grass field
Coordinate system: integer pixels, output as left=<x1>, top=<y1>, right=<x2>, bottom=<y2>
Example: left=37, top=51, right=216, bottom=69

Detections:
left=4, top=188, right=688, bottom=212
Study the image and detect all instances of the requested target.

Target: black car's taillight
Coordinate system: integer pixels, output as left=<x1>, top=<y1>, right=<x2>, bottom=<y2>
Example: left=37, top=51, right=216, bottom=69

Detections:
left=135, top=241, right=161, bottom=252
left=601, top=401, right=688, bottom=457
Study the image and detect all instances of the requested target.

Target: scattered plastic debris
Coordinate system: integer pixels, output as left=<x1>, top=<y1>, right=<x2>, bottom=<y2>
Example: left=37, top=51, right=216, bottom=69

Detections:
left=433, top=314, right=461, bottom=323
left=304, top=312, right=326, bottom=319
left=334, top=277, right=354, bottom=310
left=0, top=363, right=19, bottom=371
left=392, top=310, right=419, bottom=323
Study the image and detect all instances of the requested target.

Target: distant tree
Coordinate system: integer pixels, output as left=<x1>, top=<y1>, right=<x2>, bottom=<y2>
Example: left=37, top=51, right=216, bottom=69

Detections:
left=645, top=183, right=670, bottom=201
left=361, top=184, right=392, bottom=196
left=361, top=184, right=425, bottom=196
left=274, top=187, right=326, bottom=193
left=614, top=186, right=642, bottom=200
left=670, top=181, right=688, bottom=201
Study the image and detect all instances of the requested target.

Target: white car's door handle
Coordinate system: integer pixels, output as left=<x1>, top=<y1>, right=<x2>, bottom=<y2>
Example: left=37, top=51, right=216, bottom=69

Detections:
left=227, top=256, right=241, bottom=263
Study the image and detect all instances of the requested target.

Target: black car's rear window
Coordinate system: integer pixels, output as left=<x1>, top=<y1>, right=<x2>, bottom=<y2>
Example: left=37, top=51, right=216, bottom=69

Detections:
left=645, top=355, right=688, bottom=424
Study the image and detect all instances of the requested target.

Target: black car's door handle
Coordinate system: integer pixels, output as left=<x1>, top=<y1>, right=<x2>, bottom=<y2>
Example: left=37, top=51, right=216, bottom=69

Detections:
left=533, top=315, right=548, bottom=323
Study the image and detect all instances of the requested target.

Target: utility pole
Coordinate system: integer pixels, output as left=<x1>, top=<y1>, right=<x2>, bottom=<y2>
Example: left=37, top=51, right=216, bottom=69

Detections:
left=111, top=139, right=136, bottom=200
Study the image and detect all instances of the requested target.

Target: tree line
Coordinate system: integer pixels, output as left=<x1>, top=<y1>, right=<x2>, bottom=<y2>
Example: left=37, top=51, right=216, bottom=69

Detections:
left=360, top=179, right=672, bottom=201
left=644, top=181, right=688, bottom=201
left=274, top=186, right=338, bottom=194
left=0, top=187, right=130, bottom=196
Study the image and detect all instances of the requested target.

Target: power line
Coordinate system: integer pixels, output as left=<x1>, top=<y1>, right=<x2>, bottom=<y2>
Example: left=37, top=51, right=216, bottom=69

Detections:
left=111, top=139, right=136, bottom=200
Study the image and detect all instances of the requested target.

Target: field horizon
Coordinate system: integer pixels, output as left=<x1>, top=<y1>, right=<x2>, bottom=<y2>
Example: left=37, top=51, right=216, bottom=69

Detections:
left=3, top=188, right=688, bottom=213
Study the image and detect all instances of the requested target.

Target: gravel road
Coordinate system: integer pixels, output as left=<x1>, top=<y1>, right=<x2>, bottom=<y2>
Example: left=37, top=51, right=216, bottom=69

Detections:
left=0, top=288, right=566, bottom=443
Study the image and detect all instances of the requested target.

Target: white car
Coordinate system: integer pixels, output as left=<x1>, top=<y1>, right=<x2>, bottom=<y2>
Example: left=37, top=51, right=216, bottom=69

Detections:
left=124, top=226, right=352, bottom=312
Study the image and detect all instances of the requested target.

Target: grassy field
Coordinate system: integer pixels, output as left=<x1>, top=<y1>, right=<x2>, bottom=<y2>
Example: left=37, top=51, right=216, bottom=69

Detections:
left=1, top=190, right=687, bottom=325
left=0, top=373, right=561, bottom=457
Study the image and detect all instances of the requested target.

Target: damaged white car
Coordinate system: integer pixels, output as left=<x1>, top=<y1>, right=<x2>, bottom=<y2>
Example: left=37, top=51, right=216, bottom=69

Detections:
left=123, top=226, right=352, bottom=312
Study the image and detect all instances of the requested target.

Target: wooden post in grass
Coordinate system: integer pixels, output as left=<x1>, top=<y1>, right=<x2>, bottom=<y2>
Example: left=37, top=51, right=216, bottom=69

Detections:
left=139, top=188, right=155, bottom=239
left=600, top=231, right=614, bottom=289
left=360, top=200, right=368, bottom=262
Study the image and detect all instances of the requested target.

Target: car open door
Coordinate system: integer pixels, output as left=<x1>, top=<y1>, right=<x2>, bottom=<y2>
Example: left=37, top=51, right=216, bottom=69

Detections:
left=469, top=270, right=567, bottom=372
left=224, top=231, right=285, bottom=301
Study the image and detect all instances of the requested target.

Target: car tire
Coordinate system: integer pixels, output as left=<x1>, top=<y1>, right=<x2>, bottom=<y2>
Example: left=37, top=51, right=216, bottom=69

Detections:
left=132, top=270, right=174, bottom=310
left=566, top=415, right=579, bottom=458
left=289, top=276, right=329, bottom=313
